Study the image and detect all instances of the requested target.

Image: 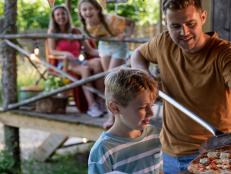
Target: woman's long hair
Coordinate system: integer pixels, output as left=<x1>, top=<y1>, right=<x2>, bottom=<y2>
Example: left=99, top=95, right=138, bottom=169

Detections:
left=49, top=5, right=73, bottom=33
left=78, top=0, right=114, bottom=37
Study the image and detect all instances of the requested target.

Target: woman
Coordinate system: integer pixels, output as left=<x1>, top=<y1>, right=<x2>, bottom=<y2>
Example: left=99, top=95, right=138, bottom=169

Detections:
left=47, top=5, right=104, bottom=117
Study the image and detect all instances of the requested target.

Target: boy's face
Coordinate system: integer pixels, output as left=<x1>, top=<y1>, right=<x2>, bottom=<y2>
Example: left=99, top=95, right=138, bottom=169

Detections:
left=165, top=5, right=207, bottom=53
left=115, top=90, right=155, bottom=131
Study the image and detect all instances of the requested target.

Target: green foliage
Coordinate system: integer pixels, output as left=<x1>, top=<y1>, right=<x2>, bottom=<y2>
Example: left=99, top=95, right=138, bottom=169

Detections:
left=0, top=1, right=3, bottom=17
left=107, top=0, right=160, bottom=25
left=0, top=0, right=160, bottom=31
left=44, top=76, right=65, bottom=92
left=0, top=150, right=15, bottom=173
left=17, top=0, right=50, bottom=31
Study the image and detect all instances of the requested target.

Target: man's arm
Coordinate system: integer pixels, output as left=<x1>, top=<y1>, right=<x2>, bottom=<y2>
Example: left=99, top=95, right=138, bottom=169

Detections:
left=131, top=46, right=151, bottom=74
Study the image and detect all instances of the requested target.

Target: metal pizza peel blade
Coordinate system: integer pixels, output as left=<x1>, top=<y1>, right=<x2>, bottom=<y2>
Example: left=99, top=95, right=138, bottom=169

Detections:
left=159, top=91, right=231, bottom=152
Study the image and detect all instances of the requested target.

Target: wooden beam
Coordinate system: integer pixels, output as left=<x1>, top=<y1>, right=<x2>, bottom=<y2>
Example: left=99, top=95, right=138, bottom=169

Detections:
left=5, top=64, right=128, bottom=111
left=0, top=111, right=104, bottom=140
left=5, top=39, right=105, bottom=100
left=0, top=33, right=149, bottom=43
left=5, top=39, right=77, bottom=82
left=0, top=33, right=86, bottom=40
left=32, top=134, right=68, bottom=162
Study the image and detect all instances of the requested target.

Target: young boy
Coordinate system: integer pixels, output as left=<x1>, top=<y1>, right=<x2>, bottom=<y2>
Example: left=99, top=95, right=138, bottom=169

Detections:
left=88, top=68, right=162, bottom=174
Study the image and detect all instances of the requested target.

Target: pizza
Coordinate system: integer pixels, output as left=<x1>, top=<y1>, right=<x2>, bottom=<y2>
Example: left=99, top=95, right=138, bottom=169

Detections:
left=188, top=150, right=231, bottom=174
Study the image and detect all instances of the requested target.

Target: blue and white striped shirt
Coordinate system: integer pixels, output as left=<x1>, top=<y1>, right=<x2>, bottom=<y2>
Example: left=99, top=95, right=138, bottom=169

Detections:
left=88, top=125, right=162, bottom=174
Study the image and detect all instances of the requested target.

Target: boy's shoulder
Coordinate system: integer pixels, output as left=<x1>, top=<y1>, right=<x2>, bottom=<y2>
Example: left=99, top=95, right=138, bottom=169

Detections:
left=88, top=132, right=109, bottom=161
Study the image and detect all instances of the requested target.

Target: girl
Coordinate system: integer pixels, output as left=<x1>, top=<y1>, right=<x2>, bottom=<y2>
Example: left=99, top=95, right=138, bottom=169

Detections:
left=47, top=5, right=104, bottom=117
left=78, top=0, right=134, bottom=71
left=78, top=0, right=134, bottom=127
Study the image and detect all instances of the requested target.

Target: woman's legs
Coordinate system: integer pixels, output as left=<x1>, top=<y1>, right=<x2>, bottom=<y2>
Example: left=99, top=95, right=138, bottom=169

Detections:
left=88, top=58, right=106, bottom=112
left=69, top=64, right=102, bottom=117
left=87, top=58, right=105, bottom=94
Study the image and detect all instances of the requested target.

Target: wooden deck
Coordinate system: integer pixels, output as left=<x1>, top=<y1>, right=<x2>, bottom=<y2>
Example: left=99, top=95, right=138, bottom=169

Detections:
left=0, top=107, right=108, bottom=141
left=0, top=103, right=162, bottom=161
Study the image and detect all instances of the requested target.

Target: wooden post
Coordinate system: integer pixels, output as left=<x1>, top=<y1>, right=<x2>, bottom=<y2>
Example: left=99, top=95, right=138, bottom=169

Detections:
left=1, top=0, right=21, bottom=173
left=65, top=0, right=71, bottom=12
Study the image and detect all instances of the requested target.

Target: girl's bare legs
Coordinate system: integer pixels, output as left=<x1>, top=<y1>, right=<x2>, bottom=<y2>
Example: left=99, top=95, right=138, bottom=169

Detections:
left=69, top=64, right=102, bottom=117
left=108, top=58, right=125, bottom=69
left=88, top=58, right=106, bottom=112
left=88, top=58, right=105, bottom=93
left=100, top=56, right=111, bottom=71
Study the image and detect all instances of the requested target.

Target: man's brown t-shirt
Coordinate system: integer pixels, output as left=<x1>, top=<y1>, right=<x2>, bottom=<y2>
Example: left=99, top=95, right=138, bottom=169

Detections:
left=140, top=31, right=231, bottom=156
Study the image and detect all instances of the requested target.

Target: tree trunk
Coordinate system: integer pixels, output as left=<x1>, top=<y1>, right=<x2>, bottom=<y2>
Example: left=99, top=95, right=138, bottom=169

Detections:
left=1, top=0, right=21, bottom=173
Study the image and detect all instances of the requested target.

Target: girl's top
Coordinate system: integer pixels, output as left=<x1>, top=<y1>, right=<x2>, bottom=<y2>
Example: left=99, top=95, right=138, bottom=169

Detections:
left=56, top=39, right=81, bottom=57
left=55, top=28, right=82, bottom=57
left=87, top=14, right=126, bottom=37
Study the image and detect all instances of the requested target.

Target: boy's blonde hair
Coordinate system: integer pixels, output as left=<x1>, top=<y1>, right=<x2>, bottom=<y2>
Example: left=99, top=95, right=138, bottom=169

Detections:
left=105, top=68, right=158, bottom=107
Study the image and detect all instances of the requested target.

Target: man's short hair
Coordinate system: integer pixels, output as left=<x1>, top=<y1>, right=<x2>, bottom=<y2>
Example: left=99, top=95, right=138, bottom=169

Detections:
left=162, top=0, right=202, bottom=14
left=105, top=68, right=158, bottom=107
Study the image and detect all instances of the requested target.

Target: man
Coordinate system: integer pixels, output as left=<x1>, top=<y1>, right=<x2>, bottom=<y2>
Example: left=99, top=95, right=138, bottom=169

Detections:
left=131, top=0, right=231, bottom=173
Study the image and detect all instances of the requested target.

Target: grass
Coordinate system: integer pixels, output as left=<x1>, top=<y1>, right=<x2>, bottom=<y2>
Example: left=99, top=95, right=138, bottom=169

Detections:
left=0, top=150, right=88, bottom=174
left=22, top=153, right=88, bottom=174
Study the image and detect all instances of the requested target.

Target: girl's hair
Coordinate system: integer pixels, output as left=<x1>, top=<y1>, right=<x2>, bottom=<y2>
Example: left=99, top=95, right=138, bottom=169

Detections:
left=162, top=0, right=202, bottom=14
left=78, top=0, right=114, bottom=37
left=49, top=5, right=73, bottom=33
left=105, top=68, right=158, bottom=107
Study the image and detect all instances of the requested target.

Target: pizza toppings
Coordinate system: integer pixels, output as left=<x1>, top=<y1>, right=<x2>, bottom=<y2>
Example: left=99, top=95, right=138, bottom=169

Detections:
left=188, top=150, right=231, bottom=173
left=199, top=158, right=209, bottom=164
left=207, top=151, right=218, bottom=158
left=220, top=152, right=230, bottom=159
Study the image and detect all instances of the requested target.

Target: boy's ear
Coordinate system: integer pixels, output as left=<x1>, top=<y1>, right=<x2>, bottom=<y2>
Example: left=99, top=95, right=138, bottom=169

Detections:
left=108, top=101, right=120, bottom=114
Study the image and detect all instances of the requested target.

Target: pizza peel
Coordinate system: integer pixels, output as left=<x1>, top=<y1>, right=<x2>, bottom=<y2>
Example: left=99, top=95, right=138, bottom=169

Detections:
left=158, top=91, right=231, bottom=152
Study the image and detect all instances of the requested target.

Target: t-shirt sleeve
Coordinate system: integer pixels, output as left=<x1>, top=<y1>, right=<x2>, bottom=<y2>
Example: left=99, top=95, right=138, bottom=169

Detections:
left=139, top=35, right=160, bottom=64
left=222, top=55, right=231, bottom=88
left=107, top=14, right=126, bottom=35
left=88, top=141, right=113, bottom=174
